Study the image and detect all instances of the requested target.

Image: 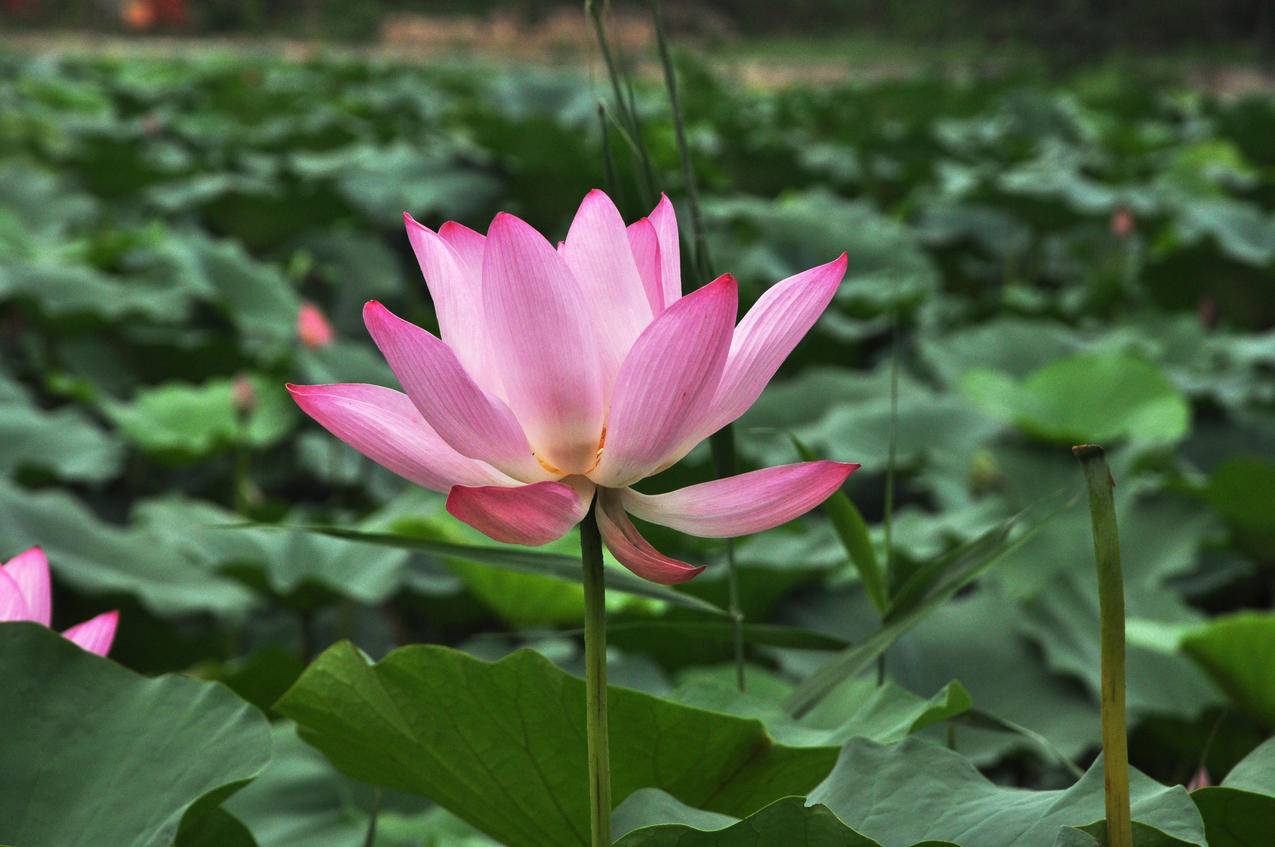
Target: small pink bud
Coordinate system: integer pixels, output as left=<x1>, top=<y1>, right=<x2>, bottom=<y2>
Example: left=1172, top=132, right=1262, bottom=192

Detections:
left=297, top=302, right=334, bottom=348
left=1187, top=766, right=1211, bottom=791
left=1110, top=206, right=1135, bottom=238
left=1198, top=296, right=1217, bottom=330
left=231, top=375, right=256, bottom=415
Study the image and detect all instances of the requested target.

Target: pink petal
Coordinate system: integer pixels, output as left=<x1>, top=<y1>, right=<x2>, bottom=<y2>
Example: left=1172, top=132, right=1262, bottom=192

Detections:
left=648, top=194, right=682, bottom=309
left=596, top=490, right=704, bottom=584
left=0, top=565, right=31, bottom=622
left=63, top=610, right=118, bottom=656
left=590, top=274, right=737, bottom=488
left=287, top=383, right=515, bottom=492
left=482, top=211, right=606, bottom=474
left=561, top=190, right=654, bottom=389
left=3, top=546, right=51, bottom=626
left=698, top=254, right=847, bottom=440
left=627, top=217, right=665, bottom=314
left=437, top=220, right=485, bottom=279
left=446, top=479, right=594, bottom=546
left=622, top=461, right=860, bottom=538
left=363, top=301, right=545, bottom=483
left=404, top=213, right=497, bottom=394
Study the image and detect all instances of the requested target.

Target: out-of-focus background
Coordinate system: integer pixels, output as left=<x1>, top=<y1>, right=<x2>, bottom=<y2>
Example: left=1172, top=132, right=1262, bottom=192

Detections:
left=2, top=1, right=1274, bottom=843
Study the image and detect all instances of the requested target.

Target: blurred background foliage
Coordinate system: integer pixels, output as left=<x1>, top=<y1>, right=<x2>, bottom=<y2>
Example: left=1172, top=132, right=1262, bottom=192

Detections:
left=2, top=1, right=1275, bottom=844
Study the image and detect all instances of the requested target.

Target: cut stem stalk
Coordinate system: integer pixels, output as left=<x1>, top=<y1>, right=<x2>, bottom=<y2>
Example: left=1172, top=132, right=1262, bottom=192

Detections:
left=579, top=500, right=612, bottom=847
left=1073, top=443, right=1132, bottom=847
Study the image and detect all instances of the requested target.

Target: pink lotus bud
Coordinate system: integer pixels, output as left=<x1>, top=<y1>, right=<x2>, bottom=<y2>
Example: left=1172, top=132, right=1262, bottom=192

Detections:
left=231, top=374, right=257, bottom=415
left=297, top=302, right=335, bottom=348
left=1110, top=206, right=1135, bottom=238
left=1187, top=766, right=1211, bottom=791
left=0, top=547, right=118, bottom=656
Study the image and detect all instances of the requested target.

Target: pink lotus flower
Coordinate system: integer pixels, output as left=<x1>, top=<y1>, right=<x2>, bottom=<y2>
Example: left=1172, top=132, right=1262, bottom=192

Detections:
left=297, top=302, right=335, bottom=348
left=0, top=547, right=118, bottom=655
left=288, top=190, right=857, bottom=583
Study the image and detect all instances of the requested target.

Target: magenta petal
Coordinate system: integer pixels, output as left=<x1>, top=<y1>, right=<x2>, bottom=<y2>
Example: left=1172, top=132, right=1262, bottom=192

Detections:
left=404, top=213, right=496, bottom=393
left=590, top=274, right=737, bottom=488
left=596, top=490, right=703, bottom=585
left=63, top=610, right=118, bottom=656
left=0, top=565, right=31, bottom=622
left=483, top=212, right=606, bottom=473
left=363, top=301, right=545, bottom=483
left=648, top=194, right=682, bottom=309
left=288, top=383, right=515, bottom=492
left=437, top=220, right=485, bottom=280
left=446, top=479, right=594, bottom=546
left=561, top=189, right=654, bottom=384
left=627, top=217, right=664, bottom=314
left=701, top=253, right=847, bottom=439
left=3, top=546, right=51, bottom=626
left=622, top=461, right=860, bottom=538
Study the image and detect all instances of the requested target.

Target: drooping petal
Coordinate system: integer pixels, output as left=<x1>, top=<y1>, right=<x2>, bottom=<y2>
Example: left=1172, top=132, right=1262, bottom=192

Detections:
left=622, top=461, right=860, bottom=538
left=482, top=211, right=606, bottom=474
left=446, top=479, right=594, bottom=546
left=3, top=546, right=51, bottom=626
left=63, top=610, right=118, bottom=656
left=627, top=217, right=664, bottom=314
left=404, top=213, right=496, bottom=393
left=363, top=301, right=546, bottom=483
left=590, top=274, right=737, bottom=488
left=596, top=489, right=703, bottom=585
left=0, top=565, right=31, bottom=622
left=648, top=194, right=682, bottom=309
left=287, top=383, right=515, bottom=492
left=561, top=189, right=654, bottom=387
left=697, top=254, right=847, bottom=440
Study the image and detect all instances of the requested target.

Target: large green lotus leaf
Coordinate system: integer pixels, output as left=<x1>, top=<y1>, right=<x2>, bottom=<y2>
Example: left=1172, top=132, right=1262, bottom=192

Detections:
left=0, top=257, right=194, bottom=321
left=673, top=674, right=970, bottom=749
left=1203, top=457, right=1275, bottom=558
left=0, top=480, right=257, bottom=618
left=1173, top=197, right=1275, bottom=266
left=1191, top=738, right=1275, bottom=847
left=1181, top=612, right=1275, bottom=728
left=1018, top=570, right=1221, bottom=721
left=0, top=370, right=122, bottom=482
left=919, top=317, right=1084, bottom=387
left=613, top=792, right=931, bottom=847
left=105, top=375, right=297, bottom=460
left=704, top=191, right=938, bottom=316
left=276, top=643, right=840, bottom=847
left=0, top=623, right=272, bottom=847
left=226, top=723, right=492, bottom=847
left=808, top=737, right=1206, bottom=847
left=962, top=352, right=1189, bottom=445
left=887, top=590, right=1098, bottom=764
left=133, top=497, right=410, bottom=605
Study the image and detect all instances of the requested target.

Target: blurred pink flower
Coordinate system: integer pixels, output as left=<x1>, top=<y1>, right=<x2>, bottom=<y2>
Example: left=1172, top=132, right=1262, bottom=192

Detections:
left=1187, top=766, right=1211, bottom=791
left=297, top=302, right=335, bottom=348
left=0, top=547, right=118, bottom=656
left=1110, top=206, right=1135, bottom=238
left=231, top=373, right=257, bottom=414
left=289, top=190, right=857, bottom=583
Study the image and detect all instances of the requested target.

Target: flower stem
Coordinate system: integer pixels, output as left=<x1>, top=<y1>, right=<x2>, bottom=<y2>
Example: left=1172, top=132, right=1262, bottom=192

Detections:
left=1073, top=444, right=1132, bottom=847
left=579, top=500, right=612, bottom=847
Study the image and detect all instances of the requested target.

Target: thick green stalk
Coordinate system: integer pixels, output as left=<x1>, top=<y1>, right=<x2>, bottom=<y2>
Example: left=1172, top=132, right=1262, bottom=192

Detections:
left=579, top=501, right=612, bottom=847
left=1073, top=444, right=1132, bottom=847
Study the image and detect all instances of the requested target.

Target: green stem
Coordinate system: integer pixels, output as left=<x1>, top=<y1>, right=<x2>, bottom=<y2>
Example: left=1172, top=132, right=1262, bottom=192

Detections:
left=711, top=428, right=747, bottom=692
left=361, top=786, right=381, bottom=847
left=1073, top=444, right=1132, bottom=847
left=587, top=0, right=657, bottom=206
left=650, top=0, right=712, bottom=283
left=580, top=501, right=612, bottom=847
